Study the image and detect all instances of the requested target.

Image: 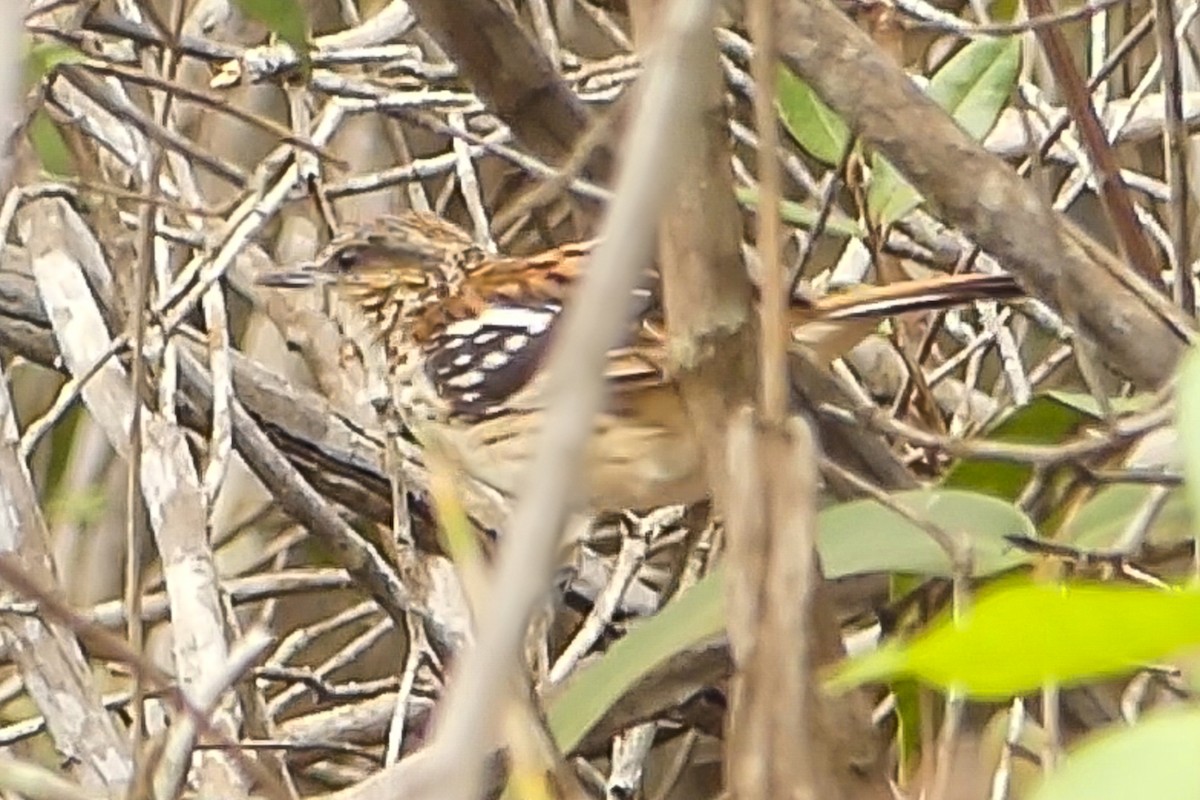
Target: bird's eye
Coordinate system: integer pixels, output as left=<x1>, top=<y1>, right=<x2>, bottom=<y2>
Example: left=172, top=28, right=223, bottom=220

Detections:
left=335, top=247, right=361, bottom=272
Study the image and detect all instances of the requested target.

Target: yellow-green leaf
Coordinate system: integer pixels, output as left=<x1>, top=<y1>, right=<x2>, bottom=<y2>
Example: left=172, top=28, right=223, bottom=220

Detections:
left=28, top=112, right=73, bottom=177
left=829, top=580, right=1200, bottom=699
left=25, top=41, right=86, bottom=85
left=944, top=394, right=1089, bottom=500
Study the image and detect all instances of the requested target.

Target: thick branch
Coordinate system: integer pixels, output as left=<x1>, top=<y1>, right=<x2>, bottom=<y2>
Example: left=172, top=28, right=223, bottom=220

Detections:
left=777, top=0, right=1193, bottom=387
left=402, top=0, right=613, bottom=180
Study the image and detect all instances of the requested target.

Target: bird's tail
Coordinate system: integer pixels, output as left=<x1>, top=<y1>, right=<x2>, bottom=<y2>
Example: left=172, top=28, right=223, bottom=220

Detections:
left=789, top=273, right=1024, bottom=364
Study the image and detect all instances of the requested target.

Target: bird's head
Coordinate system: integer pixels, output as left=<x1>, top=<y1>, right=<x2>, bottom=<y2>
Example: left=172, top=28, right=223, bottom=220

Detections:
left=258, top=213, right=484, bottom=325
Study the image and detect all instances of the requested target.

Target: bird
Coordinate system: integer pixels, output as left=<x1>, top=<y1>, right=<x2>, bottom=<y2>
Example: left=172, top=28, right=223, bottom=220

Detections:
left=258, top=212, right=1022, bottom=513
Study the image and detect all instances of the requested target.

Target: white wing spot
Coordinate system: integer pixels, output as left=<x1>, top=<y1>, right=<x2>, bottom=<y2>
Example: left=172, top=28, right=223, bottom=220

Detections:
left=481, top=351, right=509, bottom=370
left=504, top=334, right=529, bottom=352
left=526, top=313, right=553, bottom=335
left=474, top=330, right=500, bottom=345
left=441, top=336, right=467, bottom=350
left=443, top=318, right=483, bottom=337
left=452, top=353, right=473, bottom=367
left=447, top=305, right=555, bottom=336
left=447, top=370, right=485, bottom=388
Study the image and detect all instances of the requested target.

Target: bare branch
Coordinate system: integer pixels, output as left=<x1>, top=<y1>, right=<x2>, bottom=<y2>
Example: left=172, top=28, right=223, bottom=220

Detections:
left=777, top=0, right=1193, bottom=387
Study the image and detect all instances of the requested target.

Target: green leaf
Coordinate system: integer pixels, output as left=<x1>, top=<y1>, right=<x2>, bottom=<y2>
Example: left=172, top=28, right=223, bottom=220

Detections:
left=926, top=37, right=1022, bottom=140
left=776, top=66, right=850, bottom=165
left=1064, top=485, right=1189, bottom=552
left=23, top=39, right=84, bottom=176
left=1049, top=389, right=1181, bottom=550
left=828, top=580, right=1200, bottom=699
left=735, top=187, right=864, bottom=238
left=1030, top=708, right=1200, bottom=800
left=25, top=41, right=87, bottom=85
left=818, top=489, right=1035, bottom=578
left=233, top=0, right=311, bottom=70
left=28, top=111, right=73, bottom=177
left=866, top=156, right=919, bottom=231
left=548, top=488, right=1037, bottom=750
left=47, top=486, right=109, bottom=527
left=943, top=394, right=1089, bottom=500
left=1044, top=389, right=1156, bottom=418
left=867, top=36, right=1020, bottom=225
left=547, top=571, right=724, bottom=752
left=1175, top=346, right=1200, bottom=528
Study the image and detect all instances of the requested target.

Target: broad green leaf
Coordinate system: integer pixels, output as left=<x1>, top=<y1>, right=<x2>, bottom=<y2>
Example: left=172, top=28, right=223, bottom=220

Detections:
left=233, top=0, right=311, bottom=70
left=868, top=36, right=1020, bottom=225
left=1030, top=708, right=1200, bottom=800
left=828, top=580, right=1200, bottom=699
left=926, top=37, right=1021, bottom=140
left=943, top=394, right=1088, bottom=500
left=777, top=66, right=850, bottom=165
left=547, top=570, right=724, bottom=752
left=1175, top=346, right=1200, bottom=528
left=735, top=187, right=864, bottom=238
left=548, top=488, right=1037, bottom=750
left=1063, top=484, right=1189, bottom=551
left=1044, top=389, right=1156, bottom=418
left=818, top=489, right=1034, bottom=578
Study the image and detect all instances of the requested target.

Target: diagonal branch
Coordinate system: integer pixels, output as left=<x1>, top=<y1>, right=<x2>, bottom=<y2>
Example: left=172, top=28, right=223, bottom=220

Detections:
left=403, top=0, right=613, bottom=180
left=777, top=0, right=1194, bottom=388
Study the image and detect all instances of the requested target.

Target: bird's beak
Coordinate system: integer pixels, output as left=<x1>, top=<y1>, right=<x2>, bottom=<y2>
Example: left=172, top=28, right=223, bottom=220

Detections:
left=256, top=260, right=332, bottom=289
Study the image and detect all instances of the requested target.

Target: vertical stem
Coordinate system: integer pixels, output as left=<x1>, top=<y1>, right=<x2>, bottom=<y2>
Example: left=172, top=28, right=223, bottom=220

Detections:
left=750, top=0, right=787, bottom=425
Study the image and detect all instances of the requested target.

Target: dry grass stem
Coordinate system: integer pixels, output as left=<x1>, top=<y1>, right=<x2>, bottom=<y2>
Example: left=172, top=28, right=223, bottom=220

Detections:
left=404, top=1, right=727, bottom=796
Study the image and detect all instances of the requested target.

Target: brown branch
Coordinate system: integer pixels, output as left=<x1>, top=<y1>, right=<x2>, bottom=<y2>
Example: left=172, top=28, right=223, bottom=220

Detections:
left=396, top=1, right=735, bottom=794
left=1152, top=0, right=1194, bottom=313
left=0, top=270, right=398, bottom=525
left=0, top=265, right=463, bottom=653
left=0, top=370, right=133, bottom=792
left=1025, top=0, right=1160, bottom=283
left=631, top=1, right=886, bottom=797
left=776, top=0, right=1193, bottom=388
left=402, top=0, right=613, bottom=180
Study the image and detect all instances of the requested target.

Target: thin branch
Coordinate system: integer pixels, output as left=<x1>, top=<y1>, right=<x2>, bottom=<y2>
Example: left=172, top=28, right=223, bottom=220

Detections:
left=383, top=1, right=726, bottom=797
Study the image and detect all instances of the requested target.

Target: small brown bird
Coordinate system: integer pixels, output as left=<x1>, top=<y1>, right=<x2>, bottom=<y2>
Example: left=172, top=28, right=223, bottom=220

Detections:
left=259, top=213, right=1021, bottom=512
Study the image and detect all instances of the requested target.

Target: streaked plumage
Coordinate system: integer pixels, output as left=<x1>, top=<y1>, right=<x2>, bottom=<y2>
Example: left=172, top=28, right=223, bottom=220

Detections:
left=259, top=212, right=1022, bottom=511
